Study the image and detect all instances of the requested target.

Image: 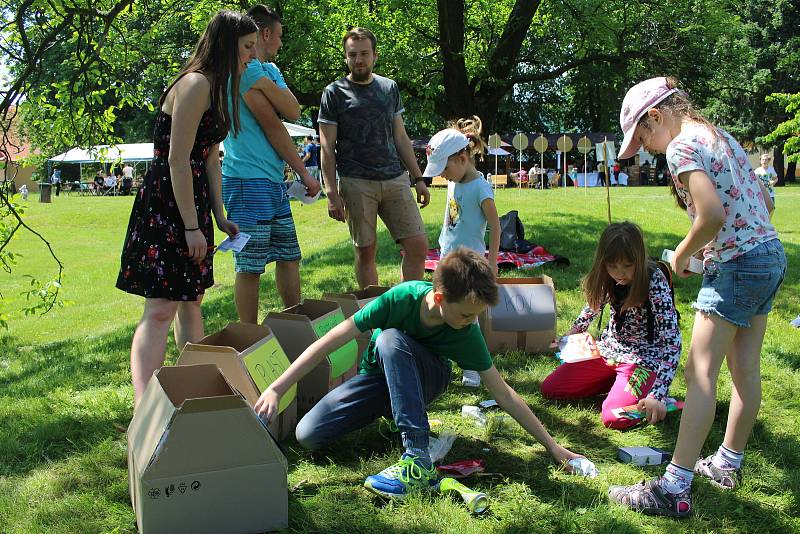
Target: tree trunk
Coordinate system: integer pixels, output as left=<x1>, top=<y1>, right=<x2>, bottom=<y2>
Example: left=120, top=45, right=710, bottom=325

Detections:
left=785, top=161, right=796, bottom=183
left=774, top=140, right=785, bottom=185
left=435, top=0, right=540, bottom=131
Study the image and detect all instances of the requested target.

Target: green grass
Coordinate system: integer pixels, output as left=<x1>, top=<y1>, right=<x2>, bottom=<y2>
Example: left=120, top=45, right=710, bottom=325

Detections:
left=1, top=185, right=799, bottom=533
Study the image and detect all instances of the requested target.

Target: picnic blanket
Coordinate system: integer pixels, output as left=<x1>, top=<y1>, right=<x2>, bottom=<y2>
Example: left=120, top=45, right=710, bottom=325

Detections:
left=422, top=247, right=570, bottom=271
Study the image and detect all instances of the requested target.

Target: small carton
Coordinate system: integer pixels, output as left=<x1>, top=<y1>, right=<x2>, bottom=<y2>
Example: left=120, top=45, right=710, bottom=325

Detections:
left=617, top=446, right=672, bottom=466
left=479, top=276, right=557, bottom=353
left=323, top=285, right=390, bottom=362
left=127, top=364, right=288, bottom=534
left=176, top=323, right=297, bottom=440
left=264, top=299, right=360, bottom=416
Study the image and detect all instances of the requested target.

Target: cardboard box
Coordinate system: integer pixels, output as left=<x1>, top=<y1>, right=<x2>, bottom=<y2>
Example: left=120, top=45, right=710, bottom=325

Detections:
left=617, top=446, right=672, bottom=466
left=323, top=285, right=390, bottom=365
left=127, top=364, right=288, bottom=534
left=323, top=285, right=391, bottom=317
left=264, top=299, right=359, bottom=415
left=176, top=323, right=297, bottom=440
left=479, top=276, right=557, bottom=353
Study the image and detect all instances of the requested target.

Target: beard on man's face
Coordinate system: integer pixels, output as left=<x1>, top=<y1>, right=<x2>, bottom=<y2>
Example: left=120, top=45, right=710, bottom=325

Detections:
left=349, top=66, right=372, bottom=82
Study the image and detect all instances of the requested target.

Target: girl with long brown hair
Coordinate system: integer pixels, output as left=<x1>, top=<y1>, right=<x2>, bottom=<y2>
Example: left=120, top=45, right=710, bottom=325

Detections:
left=541, top=222, right=681, bottom=430
left=116, top=11, right=258, bottom=406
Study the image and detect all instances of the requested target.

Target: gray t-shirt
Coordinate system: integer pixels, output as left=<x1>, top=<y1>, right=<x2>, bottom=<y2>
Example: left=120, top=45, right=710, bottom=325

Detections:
left=318, top=74, right=405, bottom=181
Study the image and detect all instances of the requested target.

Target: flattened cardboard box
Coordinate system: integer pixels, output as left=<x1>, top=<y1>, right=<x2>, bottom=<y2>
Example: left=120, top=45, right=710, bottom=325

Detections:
left=264, top=299, right=359, bottom=416
left=127, top=364, right=288, bottom=534
left=176, top=322, right=297, bottom=440
left=323, top=286, right=390, bottom=370
left=479, top=276, right=557, bottom=353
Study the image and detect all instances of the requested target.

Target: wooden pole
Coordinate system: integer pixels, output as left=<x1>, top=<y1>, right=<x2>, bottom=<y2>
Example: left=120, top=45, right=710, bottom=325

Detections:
left=540, top=148, right=544, bottom=189
left=603, top=137, right=611, bottom=224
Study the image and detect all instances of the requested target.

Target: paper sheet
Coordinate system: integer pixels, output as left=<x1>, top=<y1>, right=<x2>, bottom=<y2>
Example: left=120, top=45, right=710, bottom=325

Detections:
left=287, top=180, right=322, bottom=204
left=217, top=232, right=251, bottom=253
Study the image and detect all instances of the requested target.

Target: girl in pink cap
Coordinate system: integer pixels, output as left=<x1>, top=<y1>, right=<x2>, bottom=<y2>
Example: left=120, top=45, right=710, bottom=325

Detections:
left=608, top=77, right=785, bottom=518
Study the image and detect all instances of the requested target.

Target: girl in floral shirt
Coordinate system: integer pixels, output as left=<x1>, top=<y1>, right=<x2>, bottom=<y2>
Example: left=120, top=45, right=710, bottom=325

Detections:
left=541, top=222, right=681, bottom=430
left=609, top=77, right=786, bottom=519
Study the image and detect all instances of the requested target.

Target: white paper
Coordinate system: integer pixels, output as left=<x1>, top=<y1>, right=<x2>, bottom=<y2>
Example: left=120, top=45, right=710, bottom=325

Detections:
left=661, top=249, right=703, bottom=274
left=217, top=232, right=251, bottom=253
left=287, top=180, right=321, bottom=204
left=568, top=457, right=599, bottom=478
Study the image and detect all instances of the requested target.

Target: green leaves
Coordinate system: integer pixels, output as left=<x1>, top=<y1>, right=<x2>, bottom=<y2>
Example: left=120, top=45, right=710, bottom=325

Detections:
left=761, top=93, right=800, bottom=163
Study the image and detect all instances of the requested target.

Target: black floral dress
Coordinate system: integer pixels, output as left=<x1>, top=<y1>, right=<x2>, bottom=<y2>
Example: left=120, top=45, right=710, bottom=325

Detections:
left=116, top=110, right=226, bottom=301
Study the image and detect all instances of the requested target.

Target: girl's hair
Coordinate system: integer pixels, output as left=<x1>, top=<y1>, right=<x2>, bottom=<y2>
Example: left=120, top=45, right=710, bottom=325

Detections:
left=637, top=76, right=716, bottom=211
left=160, top=11, right=258, bottom=135
left=582, top=222, right=652, bottom=311
left=448, top=116, right=487, bottom=160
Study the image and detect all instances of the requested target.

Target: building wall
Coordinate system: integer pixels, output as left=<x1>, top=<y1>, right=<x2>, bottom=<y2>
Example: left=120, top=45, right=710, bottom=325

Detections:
left=1, top=163, right=38, bottom=192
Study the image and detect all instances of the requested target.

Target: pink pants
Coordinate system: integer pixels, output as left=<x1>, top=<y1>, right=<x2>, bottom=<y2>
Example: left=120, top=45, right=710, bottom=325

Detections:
left=540, top=358, right=656, bottom=429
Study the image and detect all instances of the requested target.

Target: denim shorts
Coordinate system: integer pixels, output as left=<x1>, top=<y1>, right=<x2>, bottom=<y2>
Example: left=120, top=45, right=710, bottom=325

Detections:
left=693, top=239, right=786, bottom=327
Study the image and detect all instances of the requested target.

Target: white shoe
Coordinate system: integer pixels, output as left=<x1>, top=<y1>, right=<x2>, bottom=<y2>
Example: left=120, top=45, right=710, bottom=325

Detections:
left=461, top=370, right=481, bottom=387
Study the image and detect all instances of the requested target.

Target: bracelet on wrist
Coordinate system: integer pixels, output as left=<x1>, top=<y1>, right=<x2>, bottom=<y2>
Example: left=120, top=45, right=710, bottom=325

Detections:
left=184, top=227, right=200, bottom=232
left=413, top=177, right=426, bottom=183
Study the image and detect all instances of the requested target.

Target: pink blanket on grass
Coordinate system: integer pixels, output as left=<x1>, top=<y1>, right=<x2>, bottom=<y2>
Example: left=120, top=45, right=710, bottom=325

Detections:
left=422, top=248, right=569, bottom=271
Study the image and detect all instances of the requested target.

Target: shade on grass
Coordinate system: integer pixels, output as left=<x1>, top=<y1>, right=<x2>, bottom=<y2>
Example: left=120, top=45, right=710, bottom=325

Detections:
left=1, top=186, right=799, bottom=533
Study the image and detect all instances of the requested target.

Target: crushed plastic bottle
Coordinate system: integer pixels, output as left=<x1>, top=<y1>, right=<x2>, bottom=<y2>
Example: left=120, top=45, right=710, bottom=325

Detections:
left=429, top=431, right=457, bottom=463
left=438, top=477, right=489, bottom=514
left=568, top=457, right=599, bottom=478
left=461, top=405, right=487, bottom=427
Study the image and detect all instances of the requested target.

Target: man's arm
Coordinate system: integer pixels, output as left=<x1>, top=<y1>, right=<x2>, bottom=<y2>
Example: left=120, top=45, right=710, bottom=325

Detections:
left=250, top=76, right=300, bottom=121
left=320, top=122, right=346, bottom=221
left=242, top=88, right=320, bottom=195
left=392, top=114, right=429, bottom=207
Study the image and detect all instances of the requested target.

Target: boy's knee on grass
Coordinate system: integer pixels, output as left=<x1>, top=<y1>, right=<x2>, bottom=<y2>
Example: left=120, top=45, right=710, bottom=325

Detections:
left=294, top=416, right=325, bottom=450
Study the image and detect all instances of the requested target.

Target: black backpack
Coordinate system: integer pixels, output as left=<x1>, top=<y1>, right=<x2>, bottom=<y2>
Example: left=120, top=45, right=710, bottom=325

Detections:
left=597, top=260, right=680, bottom=343
left=498, top=210, right=535, bottom=253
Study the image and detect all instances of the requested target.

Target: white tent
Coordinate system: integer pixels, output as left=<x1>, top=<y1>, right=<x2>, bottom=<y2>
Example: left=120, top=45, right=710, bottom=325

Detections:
left=488, top=147, right=511, bottom=157
left=49, top=143, right=154, bottom=164
left=48, top=121, right=316, bottom=164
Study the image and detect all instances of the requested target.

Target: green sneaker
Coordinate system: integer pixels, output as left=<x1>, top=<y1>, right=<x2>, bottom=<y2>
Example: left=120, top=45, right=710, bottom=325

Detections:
left=363, top=454, right=438, bottom=499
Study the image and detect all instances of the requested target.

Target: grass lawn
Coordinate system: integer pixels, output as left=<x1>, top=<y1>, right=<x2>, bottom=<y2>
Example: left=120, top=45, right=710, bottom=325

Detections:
left=1, top=185, right=799, bottom=533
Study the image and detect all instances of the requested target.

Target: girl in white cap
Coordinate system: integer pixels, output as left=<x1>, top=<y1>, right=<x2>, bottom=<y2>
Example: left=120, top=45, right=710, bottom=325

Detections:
left=608, top=77, right=786, bottom=518
left=423, top=116, right=500, bottom=388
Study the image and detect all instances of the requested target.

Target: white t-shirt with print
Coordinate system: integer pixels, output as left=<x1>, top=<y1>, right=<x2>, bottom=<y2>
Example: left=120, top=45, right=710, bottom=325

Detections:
left=439, top=173, right=494, bottom=255
left=666, top=124, right=777, bottom=263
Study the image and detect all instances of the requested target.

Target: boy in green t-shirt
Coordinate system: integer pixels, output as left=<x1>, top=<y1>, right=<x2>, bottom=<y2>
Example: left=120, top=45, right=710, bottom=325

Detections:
left=255, top=247, right=583, bottom=498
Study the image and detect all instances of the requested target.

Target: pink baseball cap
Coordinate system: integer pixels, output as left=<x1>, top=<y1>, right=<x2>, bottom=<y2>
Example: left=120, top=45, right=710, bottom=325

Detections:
left=422, top=128, right=470, bottom=177
left=618, top=77, right=678, bottom=159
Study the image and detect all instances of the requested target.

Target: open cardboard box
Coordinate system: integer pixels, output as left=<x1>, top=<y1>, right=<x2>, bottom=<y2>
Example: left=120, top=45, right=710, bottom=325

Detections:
left=127, top=364, right=288, bottom=534
left=479, top=276, right=557, bottom=353
left=176, top=322, right=297, bottom=440
left=323, top=285, right=390, bottom=365
left=264, top=299, right=359, bottom=416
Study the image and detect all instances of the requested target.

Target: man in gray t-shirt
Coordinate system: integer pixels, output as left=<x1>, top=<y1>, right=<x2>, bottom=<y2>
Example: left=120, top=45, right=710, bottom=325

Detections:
left=318, top=27, right=429, bottom=288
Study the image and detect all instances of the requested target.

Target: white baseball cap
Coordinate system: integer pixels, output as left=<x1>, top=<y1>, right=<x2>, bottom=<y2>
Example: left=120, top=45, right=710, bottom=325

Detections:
left=422, top=128, right=470, bottom=178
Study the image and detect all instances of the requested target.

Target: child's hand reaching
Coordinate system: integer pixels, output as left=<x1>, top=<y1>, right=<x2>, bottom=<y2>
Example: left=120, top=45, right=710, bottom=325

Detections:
left=254, top=387, right=282, bottom=423
left=636, top=397, right=667, bottom=424
left=549, top=443, right=583, bottom=469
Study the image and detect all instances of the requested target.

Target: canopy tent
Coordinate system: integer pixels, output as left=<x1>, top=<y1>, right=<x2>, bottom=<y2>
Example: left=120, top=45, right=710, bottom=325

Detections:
left=488, top=147, right=512, bottom=157
left=49, top=143, right=154, bottom=164
left=48, top=121, right=317, bottom=182
left=48, top=121, right=316, bottom=164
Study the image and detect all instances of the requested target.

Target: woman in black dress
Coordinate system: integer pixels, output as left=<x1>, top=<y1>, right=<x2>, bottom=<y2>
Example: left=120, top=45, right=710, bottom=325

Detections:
left=117, top=11, right=258, bottom=405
